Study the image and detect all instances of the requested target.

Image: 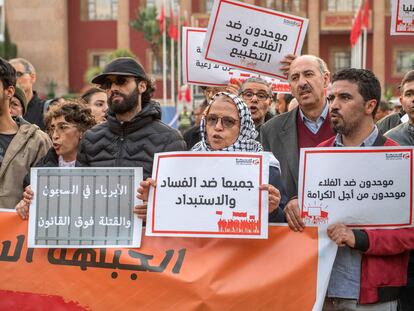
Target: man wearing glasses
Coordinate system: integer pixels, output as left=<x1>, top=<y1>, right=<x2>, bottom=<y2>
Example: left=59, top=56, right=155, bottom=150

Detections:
left=10, top=58, right=47, bottom=130
left=239, top=77, right=273, bottom=141
left=77, top=57, right=186, bottom=178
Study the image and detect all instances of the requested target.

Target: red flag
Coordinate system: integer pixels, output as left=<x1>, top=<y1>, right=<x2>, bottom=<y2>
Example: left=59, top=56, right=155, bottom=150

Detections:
left=168, top=5, right=178, bottom=41
left=350, top=6, right=362, bottom=47
left=159, top=3, right=165, bottom=34
left=362, top=0, right=369, bottom=29
left=185, top=86, right=191, bottom=102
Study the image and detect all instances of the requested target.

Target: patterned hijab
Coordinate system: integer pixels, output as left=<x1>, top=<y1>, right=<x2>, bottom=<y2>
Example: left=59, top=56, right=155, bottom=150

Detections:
left=192, top=92, right=263, bottom=152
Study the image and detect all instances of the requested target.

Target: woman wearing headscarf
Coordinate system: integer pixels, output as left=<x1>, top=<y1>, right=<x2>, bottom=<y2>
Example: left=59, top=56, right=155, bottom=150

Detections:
left=136, top=92, right=287, bottom=222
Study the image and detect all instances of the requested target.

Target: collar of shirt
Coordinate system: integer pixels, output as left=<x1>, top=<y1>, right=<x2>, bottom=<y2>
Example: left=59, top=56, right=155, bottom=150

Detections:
left=334, top=126, right=379, bottom=147
left=299, top=102, right=329, bottom=134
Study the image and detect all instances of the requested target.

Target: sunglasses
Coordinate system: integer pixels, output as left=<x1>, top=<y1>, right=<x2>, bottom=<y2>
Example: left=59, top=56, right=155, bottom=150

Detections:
left=205, top=114, right=238, bottom=128
left=100, top=76, right=133, bottom=90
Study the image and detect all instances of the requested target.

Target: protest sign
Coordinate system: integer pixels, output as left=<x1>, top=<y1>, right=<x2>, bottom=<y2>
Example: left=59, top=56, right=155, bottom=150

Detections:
left=391, top=0, right=414, bottom=35
left=298, top=147, right=413, bottom=228
left=0, top=211, right=337, bottom=311
left=28, top=167, right=142, bottom=248
left=202, top=0, right=308, bottom=80
left=182, top=27, right=232, bottom=86
left=146, top=152, right=269, bottom=238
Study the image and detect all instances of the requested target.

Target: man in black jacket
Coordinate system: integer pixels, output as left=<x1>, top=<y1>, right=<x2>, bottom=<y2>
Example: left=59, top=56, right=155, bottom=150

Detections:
left=77, top=57, right=186, bottom=178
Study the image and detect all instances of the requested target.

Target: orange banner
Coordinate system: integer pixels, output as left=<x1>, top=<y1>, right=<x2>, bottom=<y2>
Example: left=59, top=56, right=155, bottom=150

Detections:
left=0, top=212, right=318, bottom=310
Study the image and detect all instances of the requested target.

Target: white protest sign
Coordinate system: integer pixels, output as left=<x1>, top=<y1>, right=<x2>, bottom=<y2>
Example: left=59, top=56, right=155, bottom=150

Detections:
left=202, top=0, right=308, bottom=80
left=146, top=152, right=269, bottom=238
left=182, top=27, right=232, bottom=86
left=391, top=0, right=414, bottom=35
left=298, top=147, right=414, bottom=228
left=29, top=167, right=142, bottom=248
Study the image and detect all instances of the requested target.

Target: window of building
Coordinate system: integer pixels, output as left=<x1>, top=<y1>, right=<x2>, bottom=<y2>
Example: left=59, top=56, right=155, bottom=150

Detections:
left=88, top=51, right=112, bottom=68
left=266, top=0, right=304, bottom=13
left=326, top=0, right=362, bottom=12
left=331, top=49, right=351, bottom=73
left=395, top=49, right=414, bottom=75
left=206, top=0, right=214, bottom=12
left=86, top=0, right=118, bottom=20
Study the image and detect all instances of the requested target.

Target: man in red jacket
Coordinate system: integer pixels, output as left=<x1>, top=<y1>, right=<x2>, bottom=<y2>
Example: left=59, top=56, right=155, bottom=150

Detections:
left=319, top=68, right=413, bottom=311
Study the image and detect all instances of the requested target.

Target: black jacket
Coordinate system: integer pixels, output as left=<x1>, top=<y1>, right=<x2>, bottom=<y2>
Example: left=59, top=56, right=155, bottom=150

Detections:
left=77, top=101, right=187, bottom=178
left=23, top=91, right=46, bottom=130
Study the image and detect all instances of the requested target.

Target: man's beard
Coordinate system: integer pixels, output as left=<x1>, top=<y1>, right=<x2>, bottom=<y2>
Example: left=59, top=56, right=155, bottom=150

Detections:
left=331, top=116, right=359, bottom=136
left=108, top=89, right=139, bottom=114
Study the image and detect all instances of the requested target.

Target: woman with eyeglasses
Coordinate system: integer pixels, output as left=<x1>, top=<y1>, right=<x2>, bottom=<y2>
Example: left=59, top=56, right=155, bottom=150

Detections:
left=15, top=101, right=96, bottom=219
left=135, top=92, right=287, bottom=222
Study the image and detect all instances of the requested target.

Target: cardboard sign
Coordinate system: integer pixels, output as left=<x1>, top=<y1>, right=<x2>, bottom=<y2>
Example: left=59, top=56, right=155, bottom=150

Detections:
left=203, top=0, right=308, bottom=80
left=299, top=147, right=413, bottom=228
left=146, top=152, right=269, bottom=238
left=391, top=0, right=414, bottom=35
left=29, top=167, right=142, bottom=248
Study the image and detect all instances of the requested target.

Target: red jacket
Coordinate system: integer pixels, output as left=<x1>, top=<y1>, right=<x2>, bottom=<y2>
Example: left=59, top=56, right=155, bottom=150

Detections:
left=318, top=135, right=414, bottom=303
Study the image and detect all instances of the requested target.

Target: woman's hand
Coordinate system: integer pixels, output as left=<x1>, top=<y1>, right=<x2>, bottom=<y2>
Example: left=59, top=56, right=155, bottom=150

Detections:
left=15, top=186, right=34, bottom=220
left=133, top=178, right=156, bottom=221
left=260, top=184, right=280, bottom=214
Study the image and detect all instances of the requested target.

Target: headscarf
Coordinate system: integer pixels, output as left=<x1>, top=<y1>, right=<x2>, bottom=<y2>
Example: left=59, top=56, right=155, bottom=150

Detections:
left=192, top=92, right=263, bottom=152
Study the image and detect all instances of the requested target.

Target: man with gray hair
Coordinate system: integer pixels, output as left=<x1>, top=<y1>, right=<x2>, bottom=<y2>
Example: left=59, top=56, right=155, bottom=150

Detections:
left=9, top=58, right=47, bottom=130
left=239, top=77, right=273, bottom=141
left=260, top=55, right=334, bottom=227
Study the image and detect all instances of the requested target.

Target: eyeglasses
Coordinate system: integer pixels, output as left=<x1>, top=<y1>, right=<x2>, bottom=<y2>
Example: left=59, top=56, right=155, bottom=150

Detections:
left=100, top=76, right=133, bottom=90
left=205, top=114, right=238, bottom=128
left=241, top=91, right=270, bottom=102
left=48, top=123, right=78, bottom=136
left=16, top=71, right=29, bottom=78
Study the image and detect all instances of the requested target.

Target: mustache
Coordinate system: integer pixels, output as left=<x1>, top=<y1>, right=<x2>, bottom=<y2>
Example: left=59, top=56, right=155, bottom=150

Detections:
left=298, top=84, right=312, bottom=93
left=109, top=91, right=126, bottom=101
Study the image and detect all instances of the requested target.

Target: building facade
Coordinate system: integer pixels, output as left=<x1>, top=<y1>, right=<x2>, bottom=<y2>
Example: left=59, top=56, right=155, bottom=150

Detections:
left=4, top=0, right=414, bottom=98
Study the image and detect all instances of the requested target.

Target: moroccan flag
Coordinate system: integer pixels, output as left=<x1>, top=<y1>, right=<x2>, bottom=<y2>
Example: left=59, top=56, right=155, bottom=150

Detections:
left=185, top=86, right=191, bottom=102
left=350, top=5, right=362, bottom=47
left=159, top=3, right=165, bottom=34
left=168, top=5, right=178, bottom=41
left=362, top=0, right=369, bottom=29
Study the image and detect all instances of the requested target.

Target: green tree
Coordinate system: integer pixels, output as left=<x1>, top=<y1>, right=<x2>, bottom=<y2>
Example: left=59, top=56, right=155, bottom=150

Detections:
left=0, top=24, right=17, bottom=59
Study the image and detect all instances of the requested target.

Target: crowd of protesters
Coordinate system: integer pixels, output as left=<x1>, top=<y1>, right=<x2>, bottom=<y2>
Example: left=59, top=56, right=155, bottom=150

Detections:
left=0, top=50, right=413, bottom=311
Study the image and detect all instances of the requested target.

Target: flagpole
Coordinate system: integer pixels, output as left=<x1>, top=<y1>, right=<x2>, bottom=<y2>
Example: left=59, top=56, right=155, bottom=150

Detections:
left=162, top=0, right=167, bottom=106
left=170, top=1, right=175, bottom=108
left=362, top=27, right=367, bottom=69
left=177, top=7, right=182, bottom=104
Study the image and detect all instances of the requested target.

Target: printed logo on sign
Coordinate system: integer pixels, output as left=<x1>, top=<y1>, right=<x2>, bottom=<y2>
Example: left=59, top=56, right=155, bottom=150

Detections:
left=235, top=158, right=260, bottom=165
left=283, top=19, right=300, bottom=27
left=385, top=153, right=410, bottom=160
left=302, top=203, right=329, bottom=225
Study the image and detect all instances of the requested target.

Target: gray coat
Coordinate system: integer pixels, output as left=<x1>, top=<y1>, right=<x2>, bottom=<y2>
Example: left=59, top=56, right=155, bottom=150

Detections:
left=260, top=107, right=300, bottom=199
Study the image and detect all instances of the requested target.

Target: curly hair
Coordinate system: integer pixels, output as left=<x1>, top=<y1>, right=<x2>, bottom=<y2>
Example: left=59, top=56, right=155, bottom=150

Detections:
left=44, top=100, right=96, bottom=133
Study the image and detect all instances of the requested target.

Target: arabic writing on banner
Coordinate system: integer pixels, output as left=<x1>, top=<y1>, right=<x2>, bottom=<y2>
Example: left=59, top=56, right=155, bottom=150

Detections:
left=182, top=27, right=232, bottom=86
left=29, top=167, right=142, bottom=248
left=146, top=152, right=269, bottom=238
left=0, top=212, right=334, bottom=311
left=298, top=147, right=413, bottom=228
left=391, top=0, right=414, bottom=35
left=203, top=0, right=308, bottom=79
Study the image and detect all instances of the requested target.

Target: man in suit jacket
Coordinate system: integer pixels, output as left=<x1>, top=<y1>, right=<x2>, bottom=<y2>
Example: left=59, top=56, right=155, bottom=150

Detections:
left=260, top=55, right=334, bottom=230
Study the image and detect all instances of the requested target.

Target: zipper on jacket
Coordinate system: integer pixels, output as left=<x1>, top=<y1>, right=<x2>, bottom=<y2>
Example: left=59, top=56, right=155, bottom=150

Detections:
left=116, top=125, right=126, bottom=166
